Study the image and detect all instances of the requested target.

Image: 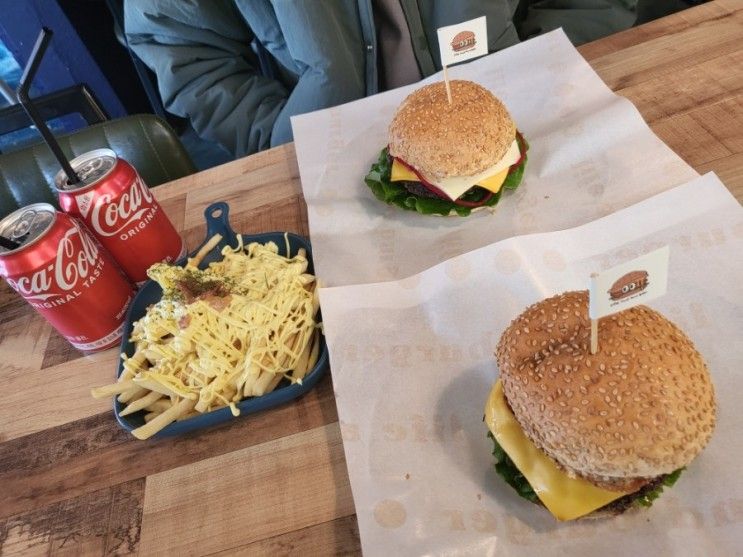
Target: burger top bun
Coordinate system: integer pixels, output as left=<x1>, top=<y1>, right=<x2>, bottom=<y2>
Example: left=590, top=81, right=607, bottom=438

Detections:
left=388, top=80, right=516, bottom=180
left=496, top=291, right=716, bottom=486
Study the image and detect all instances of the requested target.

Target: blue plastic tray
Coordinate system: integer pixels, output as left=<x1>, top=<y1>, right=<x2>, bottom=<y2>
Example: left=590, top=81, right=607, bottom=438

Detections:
left=114, top=201, right=328, bottom=437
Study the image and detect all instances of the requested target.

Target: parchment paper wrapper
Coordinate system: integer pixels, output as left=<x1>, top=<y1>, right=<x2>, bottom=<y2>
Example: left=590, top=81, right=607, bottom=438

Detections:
left=320, top=174, right=743, bottom=556
left=292, top=29, right=699, bottom=288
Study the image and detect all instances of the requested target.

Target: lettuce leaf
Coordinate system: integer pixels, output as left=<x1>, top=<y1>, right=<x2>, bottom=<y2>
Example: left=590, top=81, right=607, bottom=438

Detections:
left=487, top=431, right=539, bottom=503
left=364, top=136, right=527, bottom=217
left=486, top=430, right=684, bottom=511
left=633, top=467, right=684, bottom=508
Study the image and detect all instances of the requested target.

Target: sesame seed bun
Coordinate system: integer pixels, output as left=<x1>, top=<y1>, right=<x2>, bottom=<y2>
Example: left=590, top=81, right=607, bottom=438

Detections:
left=388, top=80, right=516, bottom=180
left=495, top=291, right=716, bottom=486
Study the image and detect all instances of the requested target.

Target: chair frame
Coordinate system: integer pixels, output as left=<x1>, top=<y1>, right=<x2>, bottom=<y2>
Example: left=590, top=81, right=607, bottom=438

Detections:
left=0, top=84, right=109, bottom=145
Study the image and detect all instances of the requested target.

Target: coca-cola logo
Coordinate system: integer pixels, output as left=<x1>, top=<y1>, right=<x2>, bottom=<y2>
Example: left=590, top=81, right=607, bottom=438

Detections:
left=5, top=220, right=101, bottom=301
left=89, top=176, right=154, bottom=237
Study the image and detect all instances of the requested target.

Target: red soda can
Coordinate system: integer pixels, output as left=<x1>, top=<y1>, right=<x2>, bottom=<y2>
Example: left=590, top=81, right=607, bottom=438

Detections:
left=54, top=148, right=186, bottom=284
left=0, top=203, right=134, bottom=352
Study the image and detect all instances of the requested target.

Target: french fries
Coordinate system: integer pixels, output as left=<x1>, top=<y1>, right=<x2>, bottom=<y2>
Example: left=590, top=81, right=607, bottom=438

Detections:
left=92, top=235, right=322, bottom=440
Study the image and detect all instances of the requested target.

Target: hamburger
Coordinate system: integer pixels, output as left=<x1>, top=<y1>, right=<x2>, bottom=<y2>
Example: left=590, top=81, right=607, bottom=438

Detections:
left=608, top=270, right=649, bottom=300
left=365, top=80, right=528, bottom=217
left=451, top=31, right=476, bottom=52
left=485, top=291, right=716, bottom=520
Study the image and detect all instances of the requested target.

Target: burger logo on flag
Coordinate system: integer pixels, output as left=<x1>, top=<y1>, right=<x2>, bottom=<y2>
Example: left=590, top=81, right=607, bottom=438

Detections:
left=608, top=270, right=649, bottom=300
left=451, top=31, right=476, bottom=53
left=437, top=16, right=488, bottom=67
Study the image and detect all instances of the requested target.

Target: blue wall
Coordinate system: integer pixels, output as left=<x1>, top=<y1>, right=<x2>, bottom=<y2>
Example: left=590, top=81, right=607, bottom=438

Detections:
left=0, top=0, right=125, bottom=118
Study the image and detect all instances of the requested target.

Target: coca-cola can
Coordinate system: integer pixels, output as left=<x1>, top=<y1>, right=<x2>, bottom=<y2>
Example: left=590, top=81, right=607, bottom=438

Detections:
left=54, top=148, right=186, bottom=284
left=0, top=204, right=134, bottom=352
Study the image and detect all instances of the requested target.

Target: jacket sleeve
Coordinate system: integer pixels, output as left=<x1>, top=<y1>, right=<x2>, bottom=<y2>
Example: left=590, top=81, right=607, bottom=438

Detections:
left=124, top=0, right=289, bottom=157
left=516, top=0, right=638, bottom=45
left=242, top=1, right=367, bottom=147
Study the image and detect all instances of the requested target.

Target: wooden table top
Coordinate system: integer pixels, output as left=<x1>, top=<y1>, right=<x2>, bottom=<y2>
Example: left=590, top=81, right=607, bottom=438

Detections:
left=1, top=2, right=742, bottom=555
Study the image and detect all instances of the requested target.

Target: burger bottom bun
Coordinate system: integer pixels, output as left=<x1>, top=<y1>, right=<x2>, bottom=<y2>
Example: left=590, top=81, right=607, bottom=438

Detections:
left=438, top=205, right=493, bottom=217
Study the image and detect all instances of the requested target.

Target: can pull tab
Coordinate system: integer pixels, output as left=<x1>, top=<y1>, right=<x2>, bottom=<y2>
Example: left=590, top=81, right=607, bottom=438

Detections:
left=203, top=201, right=239, bottom=249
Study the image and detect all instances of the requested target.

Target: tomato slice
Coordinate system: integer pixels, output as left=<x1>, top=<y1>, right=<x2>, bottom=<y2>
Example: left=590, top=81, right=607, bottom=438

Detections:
left=509, top=131, right=527, bottom=172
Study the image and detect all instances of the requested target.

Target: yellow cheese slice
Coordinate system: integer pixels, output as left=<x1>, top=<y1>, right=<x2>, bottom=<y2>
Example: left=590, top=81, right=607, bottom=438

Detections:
left=390, top=139, right=520, bottom=200
left=484, top=380, right=629, bottom=521
left=390, top=160, right=510, bottom=195
left=476, top=167, right=509, bottom=193
left=390, top=159, right=418, bottom=182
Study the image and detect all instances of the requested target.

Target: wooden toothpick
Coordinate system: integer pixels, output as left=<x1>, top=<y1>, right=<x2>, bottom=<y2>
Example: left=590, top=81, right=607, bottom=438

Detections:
left=443, top=65, right=452, bottom=105
left=590, top=318, right=598, bottom=355
left=590, top=273, right=599, bottom=354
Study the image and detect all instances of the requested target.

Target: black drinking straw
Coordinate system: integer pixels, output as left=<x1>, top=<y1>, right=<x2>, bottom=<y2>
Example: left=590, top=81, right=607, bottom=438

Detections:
left=16, top=28, right=80, bottom=185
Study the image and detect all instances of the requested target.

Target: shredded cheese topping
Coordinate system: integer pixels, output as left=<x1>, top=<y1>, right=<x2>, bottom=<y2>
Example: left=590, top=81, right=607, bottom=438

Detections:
left=123, top=237, right=319, bottom=417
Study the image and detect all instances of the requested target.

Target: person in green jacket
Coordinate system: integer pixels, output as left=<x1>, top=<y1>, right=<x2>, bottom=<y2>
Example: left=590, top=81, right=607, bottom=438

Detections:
left=123, top=0, right=693, bottom=159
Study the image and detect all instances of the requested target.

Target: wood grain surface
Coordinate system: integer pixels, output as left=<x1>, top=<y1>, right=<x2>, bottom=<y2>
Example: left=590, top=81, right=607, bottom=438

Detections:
left=580, top=0, right=743, bottom=200
left=1, top=3, right=742, bottom=555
